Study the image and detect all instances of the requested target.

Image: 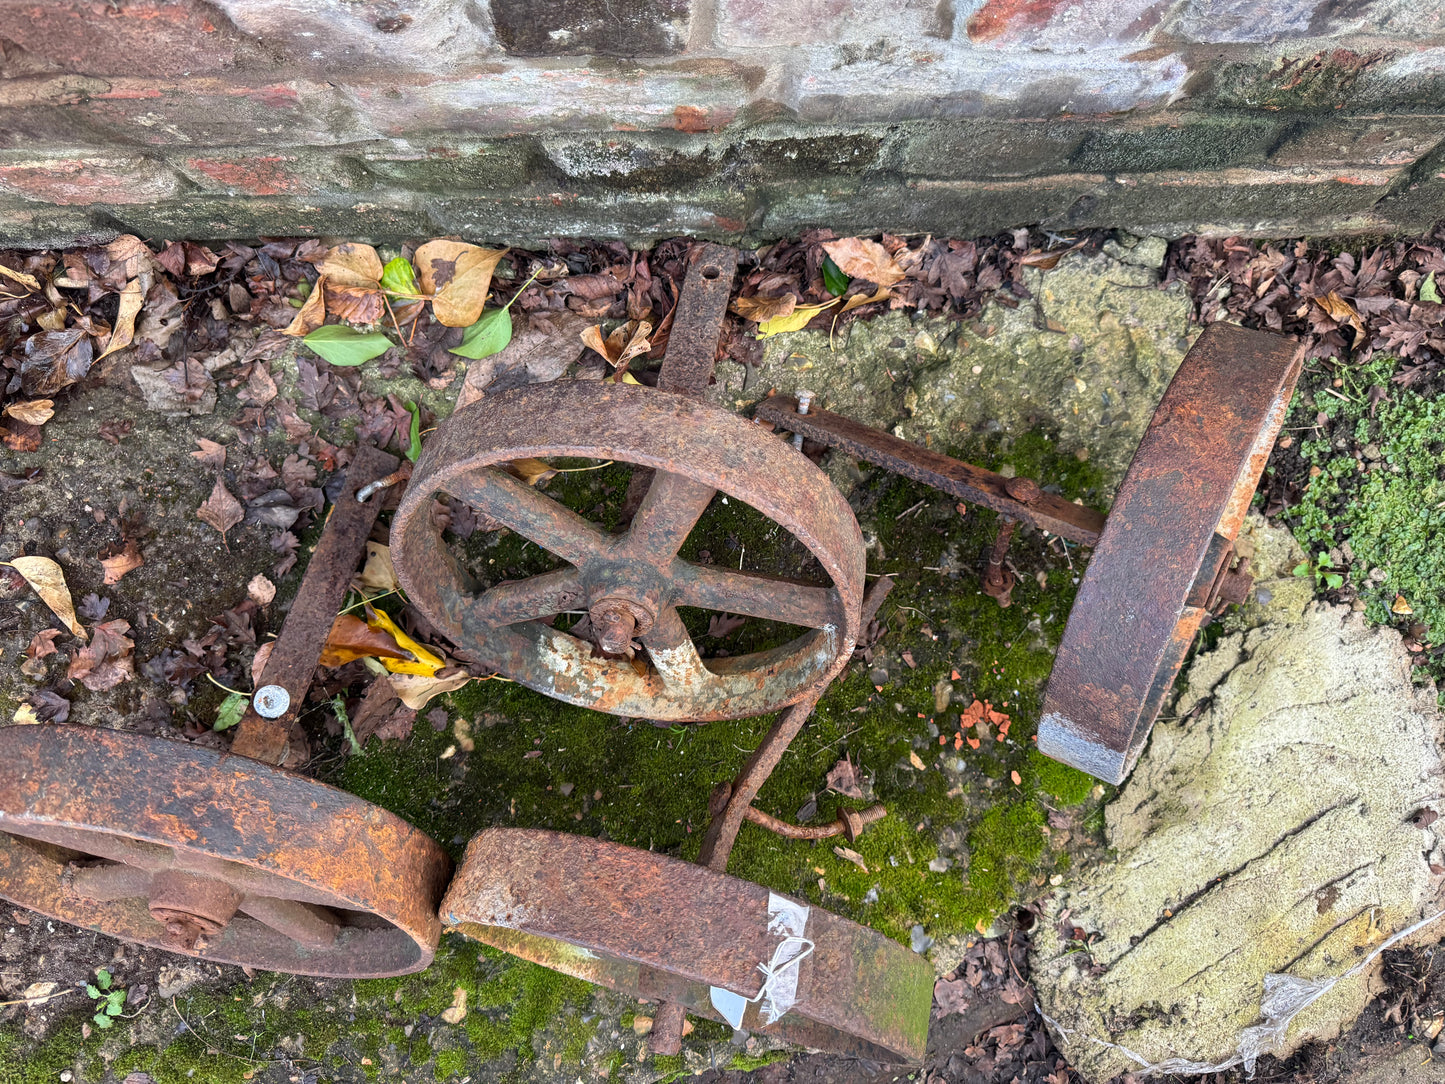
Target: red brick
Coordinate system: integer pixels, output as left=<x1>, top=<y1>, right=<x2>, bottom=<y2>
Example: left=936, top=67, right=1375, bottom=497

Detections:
left=0, top=156, right=179, bottom=204
left=179, top=154, right=337, bottom=196
left=0, top=0, right=244, bottom=77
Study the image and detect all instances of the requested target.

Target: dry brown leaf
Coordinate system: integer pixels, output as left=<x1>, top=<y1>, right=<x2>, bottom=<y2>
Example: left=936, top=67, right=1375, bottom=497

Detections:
left=190, top=438, right=226, bottom=469
left=97, top=277, right=145, bottom=361
left=833, top=845, right=869, bottom=872
left=732, top=294, right=798, bottom=323
left=67, top=618, right=134, bottom=691
left=283, top=276, right=327, bottom=337
left=1393, top=594, right=1414, bottom=614
left=248, top=573, right=276, bottom=606
left=415, top=240, right=508, bottom=327
left=388, top=667, right=473, bottom=710
left=320, top=243, right=383, bottom=290
left=908, top=750, right=925, bottom=770
left=26, top=628, right=62, bottom=659
left=3, top=399, right=55, bottom=426
left=100, top=541, right=143, bottom=585
left=324, top=281, right=385, bottom=325
left=318, top=613, right=410, bottom=668
left=196, top=478, right=244, bottom=540
left=0, top=263, right=40, bottom=292
left=580, top=321, right=652, bottom=367
left=354, top=541, right=399, bottom=593
left=2, top=556, right=85, bottom=638
left=822, top=238, right=905, bottom=288
left=440, top=987, right=468, bottom=1025
left=825, top=755, right=865, bottom=799
left=1315, top=292, right=1366, bottom=341
left=501, top=457, right=558, bottom=487
left=104, top=235, right=156, bottom=280
left=251, top=640, right=274, bottom=687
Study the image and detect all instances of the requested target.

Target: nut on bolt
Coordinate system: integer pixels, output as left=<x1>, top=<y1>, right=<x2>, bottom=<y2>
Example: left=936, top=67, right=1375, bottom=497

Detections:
left=1004, top=476, right=1042, bottom=504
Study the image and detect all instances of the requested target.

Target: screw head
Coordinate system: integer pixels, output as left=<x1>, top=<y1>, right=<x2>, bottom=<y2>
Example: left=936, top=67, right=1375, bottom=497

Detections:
left=252, top=684, right=290, bottom=719
left=1003, top=476, right=1042, bottom=503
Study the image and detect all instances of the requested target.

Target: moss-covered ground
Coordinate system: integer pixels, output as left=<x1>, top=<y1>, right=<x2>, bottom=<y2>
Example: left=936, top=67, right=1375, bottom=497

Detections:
left=0, top=415, right=1109, bottom=1082
left=1273, top=354, right=1444, bottom=693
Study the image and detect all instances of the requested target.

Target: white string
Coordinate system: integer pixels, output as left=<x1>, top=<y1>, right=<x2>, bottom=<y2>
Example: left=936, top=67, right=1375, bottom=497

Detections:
left=745, top=935, right=815, bottom=1022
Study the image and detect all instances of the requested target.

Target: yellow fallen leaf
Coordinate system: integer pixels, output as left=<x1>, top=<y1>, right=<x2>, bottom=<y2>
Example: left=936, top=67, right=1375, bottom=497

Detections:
left=354, top=541, right=399, bottom=593
left=0, top=263, right=41, bottom=292
left=840, top=286, right=892, bottom=314
left=97, top=277, right=144, bottom=361
left=365, top=605, right=444, bottom=676
left=1392, top=594, right=1414, bottom=615
left=1315, top=292, right=1366, bottom=341
left=284, top=274, right=327, bottom=337
left=501, top=457, right=557, bottom=487
left=12, top=704, right=40, bottom=725
left=415, top=240, right=507, bottom=327
left=757, top=298, right=840, bottom=339
left=388, top=669, right=473, bottom=710
left=3, top=399, right=55, bottom=426
left=2, top=556, right=85, bottom=639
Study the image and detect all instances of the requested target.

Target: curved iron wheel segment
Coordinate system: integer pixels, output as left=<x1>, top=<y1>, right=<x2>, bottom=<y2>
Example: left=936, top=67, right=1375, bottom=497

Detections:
left=0, top=725, right=451, bottom=978
left=392, top=381, right=866, bottom=722
left=1039, top=322, right=1306, bottom=784
left=442, top=829, right=934, bottom=1064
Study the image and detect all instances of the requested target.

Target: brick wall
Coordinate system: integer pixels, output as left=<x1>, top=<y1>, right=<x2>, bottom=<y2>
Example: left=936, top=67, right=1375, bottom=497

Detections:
left=1, top=0, right=1443, bottom=245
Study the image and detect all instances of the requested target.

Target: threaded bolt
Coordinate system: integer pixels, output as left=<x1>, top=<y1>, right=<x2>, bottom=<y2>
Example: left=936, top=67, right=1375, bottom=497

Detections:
left=796, top=390, right=815, bottom=415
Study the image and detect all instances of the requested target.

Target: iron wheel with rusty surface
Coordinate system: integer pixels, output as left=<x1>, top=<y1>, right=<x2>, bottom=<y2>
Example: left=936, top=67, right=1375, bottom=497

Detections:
left=392, top=380, right=867, bottom=722
left=0, top=724, right=451, bottom=978
left=441, top=828, right=934, bottom=1064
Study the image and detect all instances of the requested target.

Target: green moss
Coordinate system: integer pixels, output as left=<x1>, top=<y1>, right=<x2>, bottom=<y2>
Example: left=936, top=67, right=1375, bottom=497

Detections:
left=727, top=1049, right=792, bottom=1071
left=435, top=1047, right=467, bottom=1078
left=1029, top=749, right=1096, bottom=806
left=1280, top=355, right=1444, bottom=684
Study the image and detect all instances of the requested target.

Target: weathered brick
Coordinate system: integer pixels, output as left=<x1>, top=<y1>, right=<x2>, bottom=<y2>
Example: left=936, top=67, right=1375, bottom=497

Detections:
left=717, top=0, right=950, bottom=47
left=109, top=192, right=436, bottom=243
left=1072, top=115, right=1283, bottom=173
left=0, top=200, right=111, bottom=248
left=0, top=155, right=180, bottom=204
left=1269, top=116, right=1445, bottom=168
left=491, top=0, right=689, bottom=56
left=71, top=78, right=370, bottom=147
left=963, top=0, right=1165, bottom=46
left=1159, top=0, right=1329, bottom=45
left=212, top=0, right=494, bottom=73
left=361, top=138, right=554, bottom=192
left=0, top=0, right=246, bottom=77
left=898, top=119, right=1086, bottom=179
left=176, top=152, right=370, bottom=196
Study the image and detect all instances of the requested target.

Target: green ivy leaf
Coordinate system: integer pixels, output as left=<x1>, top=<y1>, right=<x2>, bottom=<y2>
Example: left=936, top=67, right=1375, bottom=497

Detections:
left=106, top=990, right=125, bottom=1013
left=449, top=308, right=513, bottom=360
left=1422, top=271, right=1441, bottom=304
left=404, top=401, right=422, bottom=463
left=303, top=326, right=393, bottom=367
left=380, top=256, right=420, bottom=297
left=1324, top=572, right=1344, bottom=589
left=95, top=969, right=111, bottom=991
left=85, top=985, right=100, bottom=999
left=93, top=1012, right=113, bottom=1029
left=822, top=255, right=850, bottom=297
left=213, top=692, right=247, bottom=732
left=1291, top=561, right=1309, bottom=577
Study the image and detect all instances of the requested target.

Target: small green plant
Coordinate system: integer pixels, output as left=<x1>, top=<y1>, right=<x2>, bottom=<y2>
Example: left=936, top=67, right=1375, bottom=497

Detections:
left=86, top=969, right=125, bottom=1030
left=1293, top=551, right=1344, bottom=590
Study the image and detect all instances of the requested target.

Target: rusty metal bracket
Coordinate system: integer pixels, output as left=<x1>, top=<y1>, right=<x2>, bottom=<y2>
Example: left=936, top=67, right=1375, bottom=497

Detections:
left=232, top=442, right=399, bottom=766
left=1038, top=322, right=1304, bottom=783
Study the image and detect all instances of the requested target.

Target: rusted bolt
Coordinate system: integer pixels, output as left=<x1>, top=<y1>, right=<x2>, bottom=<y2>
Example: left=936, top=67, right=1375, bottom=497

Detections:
left=588, top=601, right=641, bottom=656
left=356, top=467, right=411, bottom=503
left=148, top=871, right=243, bottom=950
left=252, top=684, right=290, bottom=719
left=1004, top=476, right=1042, bottom=503
left=840, top=805, right=888, bottom=843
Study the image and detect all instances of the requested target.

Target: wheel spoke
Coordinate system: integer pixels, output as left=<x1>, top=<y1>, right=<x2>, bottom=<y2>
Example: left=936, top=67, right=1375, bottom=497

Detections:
left=672, top=564, right=842, bottom=629
left=239, top=895, right=340, bottom=949
left=642, top=606, right=713, bottom=694
left=66, top=862, right=152, bottom=903
left=625, top=471, right=716, bottom=563
left=470, top=568, right=584, bottom=627
left=443, top=467, right=611, bottom=566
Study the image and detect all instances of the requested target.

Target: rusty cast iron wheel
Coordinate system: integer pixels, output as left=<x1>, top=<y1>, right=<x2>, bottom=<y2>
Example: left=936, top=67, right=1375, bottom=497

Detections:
left=442, top=829, right=934, bottom=1064
left=392, top=381, right=867, bottom=722
left=1038, top=323, right=1306, bottom=784
left=0, top=725, right=451, bottom=978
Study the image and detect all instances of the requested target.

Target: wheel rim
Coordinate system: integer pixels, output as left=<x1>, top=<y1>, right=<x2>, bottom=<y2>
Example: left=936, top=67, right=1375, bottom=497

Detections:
left=0, top=725, right=451, bottom=978
left=392, top=381, right=866, bottom=722
left=1039, top=322, right=1306, bottom=783
left=442, top=829, right=934, bottom=1064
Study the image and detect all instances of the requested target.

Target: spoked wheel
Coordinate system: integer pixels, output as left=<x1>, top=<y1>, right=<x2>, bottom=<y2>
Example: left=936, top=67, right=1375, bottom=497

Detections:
left=391, top=380, right=867, bottom=722
left=0, top=725, right=451, bottom=977
left=1039, top=322, right=1306, bottom=783
left=442, top=829, right=933, bottom=1064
